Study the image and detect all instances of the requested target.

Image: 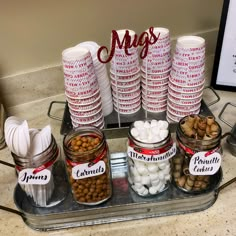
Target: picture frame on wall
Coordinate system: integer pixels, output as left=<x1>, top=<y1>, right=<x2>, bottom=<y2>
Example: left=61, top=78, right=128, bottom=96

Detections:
left=211, top=0, right=236, bottom=91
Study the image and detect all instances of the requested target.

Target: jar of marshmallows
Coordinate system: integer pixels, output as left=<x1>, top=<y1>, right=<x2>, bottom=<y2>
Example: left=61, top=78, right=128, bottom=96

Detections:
left=127, top=119, right=177, bottom=197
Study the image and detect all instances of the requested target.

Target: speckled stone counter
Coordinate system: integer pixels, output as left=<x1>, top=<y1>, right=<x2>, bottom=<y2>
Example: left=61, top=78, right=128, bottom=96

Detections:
left=0, top=89, right=236, bottom=236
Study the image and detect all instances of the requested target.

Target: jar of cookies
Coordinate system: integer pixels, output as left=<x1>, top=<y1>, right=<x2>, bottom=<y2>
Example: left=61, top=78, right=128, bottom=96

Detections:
left=63, top=126, right=112, bottom=205
left=127, top=120, right=177, bottom=197
left=173, top=114, right=223, bottom=193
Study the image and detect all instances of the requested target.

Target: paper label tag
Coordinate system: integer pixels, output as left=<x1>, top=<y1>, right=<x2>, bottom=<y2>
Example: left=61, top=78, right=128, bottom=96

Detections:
left=72, top=160, right=106, bottom=180
left=189, top=151, right=221, bottom=175
left=18, top=168, right=51, bottom=185
left=127, top=142, right=176, bottom=163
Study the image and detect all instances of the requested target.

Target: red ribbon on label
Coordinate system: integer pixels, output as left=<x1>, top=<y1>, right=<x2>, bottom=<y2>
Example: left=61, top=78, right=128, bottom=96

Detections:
left=15, top=148, right=59, bottom=174
left=128, top=138, right=173, bottom=155
left=177, top=140, right=220, bottom=157
left=66, top=145, right=108, bottom=168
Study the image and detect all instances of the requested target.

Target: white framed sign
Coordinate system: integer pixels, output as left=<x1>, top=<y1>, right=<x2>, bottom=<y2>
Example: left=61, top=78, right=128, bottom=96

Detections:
left=211, top=0, right=236, bottom=91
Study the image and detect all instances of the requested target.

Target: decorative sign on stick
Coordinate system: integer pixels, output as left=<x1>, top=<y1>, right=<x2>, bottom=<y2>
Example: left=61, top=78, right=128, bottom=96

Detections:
left=97, top=27, right=160, bottom=63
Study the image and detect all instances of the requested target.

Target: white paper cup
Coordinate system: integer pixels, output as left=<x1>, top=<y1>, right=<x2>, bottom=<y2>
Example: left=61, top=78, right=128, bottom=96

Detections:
left=114, top=103, right=141, bottom=114
left=141, top=71, right=170, bottom=80
left=111, top=83, right=140, bottom=93
left=169, top=74, right=205, bottom=87
left=70, top=110, right=104, bottom=125
left=113, top=100, right=141, bottom=110
left=72, top=116, right=105, bottom=129
left=168, top=80, right=204, bottom=94
left=142, top=89, right=168, bottom=98
left=167, top=99, right=201, bottom=112
left=141, top=76, right=169, bottom=86
left=166, top=110, right=182, bottom=122
left=168, top=86, right=203, bottom=99
left=68, top=99, right=102, bottom=112
left=176, top=36, right=205, bottom=49
left=112, top=87, right=141, bottom=99
left=113, top=94, right=141, bottom=105
left=69, top=104, right=103, bottom=117
left=168, top=92, right=202, bottom=106
left=66, top=89, right=101, bottom=105
left=141, top=82, right=168, bottom=91
left=142, top=104, right=167, bottom=113
left=110, top=77, right=140, bottom=87
left=142, top=94, right=167, bottom=102
left=142, top=99, right=167, bottom=108
left=110, top=72, right=140, bottom=82
left=167, top=104, right=200, bottom=117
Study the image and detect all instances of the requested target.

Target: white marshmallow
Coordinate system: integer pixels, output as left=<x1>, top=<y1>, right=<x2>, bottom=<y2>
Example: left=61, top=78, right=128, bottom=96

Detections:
left=130, top=166, right=139, bottom=177
left=159, top=183, right=166, bottom=192
left=134, top=120, right=144, bottom=128
left=141, top=175, right=151, bottom=185
left=151, top=179, right=160, bottom=186
left=133, top=175, right=141, bottom=183
left=149, top=186, right=158, bottom=195
left=150, top=173, right=159, bottom=181
left=142, top=188, right=149, bottom=196
left=134, top=182, right=143, bottom=189
left=159, top=130, right=168, bottom=140
left=158, top=171, right=165, bottom=180
left=158, top=162, right=167, bottom=169
left=151, top=127, right=160, bottom=136
left=144, top=121, right=151, bottom=129
left=147, top=163, right=158, bottom=173
left=155, top=181, right=165, bottom=192
left=137, top=185, right=147, bottom=194
left=158, top=120, right=169, bottom=130
left=165, top=174, right=171, bottom=181
left=131, top=127, right=139, bottom=138
left=150, top=119, right=159, bottom=127
left=137, top=165, right=149, bottom=176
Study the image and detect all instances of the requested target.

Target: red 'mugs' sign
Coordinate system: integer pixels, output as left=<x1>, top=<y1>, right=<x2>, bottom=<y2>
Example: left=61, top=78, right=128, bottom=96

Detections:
left=97, top=27, right=160, bottom=63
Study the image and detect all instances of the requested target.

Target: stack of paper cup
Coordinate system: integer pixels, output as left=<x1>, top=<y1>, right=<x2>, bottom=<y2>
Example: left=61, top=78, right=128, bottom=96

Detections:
left=76, top=41, right=113, bottom=117
left=167, top=36, right=205, bottom=122
left=62, top=46, right=105, bottom=129
left=141, top=28, right=171, bottom=113
left=110, top=29, right=141, bottom=115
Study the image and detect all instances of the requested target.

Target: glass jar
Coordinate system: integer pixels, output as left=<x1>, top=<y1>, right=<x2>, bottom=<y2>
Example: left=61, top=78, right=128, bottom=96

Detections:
left=173, top=114, right=222, bottom=193
left=127, top=120, right=176, bottom=197
left=12, top=134, right=67, bottom=207
left=63, top=126, right=112, bottom=205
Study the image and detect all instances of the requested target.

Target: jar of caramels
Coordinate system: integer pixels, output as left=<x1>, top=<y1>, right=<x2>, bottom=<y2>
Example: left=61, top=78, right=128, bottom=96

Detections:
left=63, top=126, right=112, bottom=205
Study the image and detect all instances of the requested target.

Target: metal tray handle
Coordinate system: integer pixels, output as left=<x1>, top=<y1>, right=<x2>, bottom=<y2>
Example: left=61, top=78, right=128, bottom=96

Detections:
left=204, top=86, right=220, bottom=107
left=47, top=101, right=66, bottom=121
left=219, top=102, right=236, bottom=128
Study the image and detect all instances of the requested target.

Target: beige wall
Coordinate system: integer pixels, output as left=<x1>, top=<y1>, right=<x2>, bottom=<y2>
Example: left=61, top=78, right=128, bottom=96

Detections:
left=0, top=0, right=223, bottom=78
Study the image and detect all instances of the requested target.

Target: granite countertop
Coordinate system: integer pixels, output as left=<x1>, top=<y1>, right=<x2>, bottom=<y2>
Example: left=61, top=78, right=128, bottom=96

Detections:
left=0, top=89, right=236, bottom=236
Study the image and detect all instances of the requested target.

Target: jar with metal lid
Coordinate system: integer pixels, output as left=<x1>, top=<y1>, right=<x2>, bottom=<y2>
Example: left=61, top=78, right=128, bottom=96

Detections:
left=12, top=134, right=67, bottom=207
left=173, top=114, right=223, bottom=193
left=63, top=126, right=112, bottom=205
left=127, top=120, right=177, bottom=197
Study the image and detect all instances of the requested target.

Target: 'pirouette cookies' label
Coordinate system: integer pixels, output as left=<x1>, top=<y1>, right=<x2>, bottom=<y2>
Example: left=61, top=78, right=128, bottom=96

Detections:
left=189, top=151, right=221, bottom=175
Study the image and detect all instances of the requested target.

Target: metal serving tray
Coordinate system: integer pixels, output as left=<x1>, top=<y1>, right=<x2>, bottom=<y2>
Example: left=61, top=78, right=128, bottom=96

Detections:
left=14, top=151, right=222, bottom=231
